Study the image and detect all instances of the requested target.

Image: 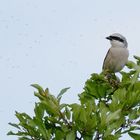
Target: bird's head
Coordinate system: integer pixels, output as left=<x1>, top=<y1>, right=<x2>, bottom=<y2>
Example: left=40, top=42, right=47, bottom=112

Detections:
left=106, top=33, right=128, bottom=48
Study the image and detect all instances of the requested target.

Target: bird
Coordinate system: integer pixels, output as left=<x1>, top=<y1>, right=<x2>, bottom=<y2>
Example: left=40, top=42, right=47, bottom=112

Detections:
left=102, top=33, right=129, bottom=73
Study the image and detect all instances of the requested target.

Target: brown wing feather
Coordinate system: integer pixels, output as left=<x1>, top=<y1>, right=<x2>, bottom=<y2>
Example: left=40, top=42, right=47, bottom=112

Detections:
left=102, top=48, right=112, bottom=70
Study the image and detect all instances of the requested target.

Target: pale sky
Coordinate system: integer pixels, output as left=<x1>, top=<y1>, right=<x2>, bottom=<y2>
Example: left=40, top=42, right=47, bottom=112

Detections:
left=1, top=0, right=140, bottom=139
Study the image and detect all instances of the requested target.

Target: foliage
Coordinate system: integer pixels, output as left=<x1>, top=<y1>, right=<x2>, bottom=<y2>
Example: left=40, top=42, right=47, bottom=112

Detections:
left=8, top=56, right=140, bottom=140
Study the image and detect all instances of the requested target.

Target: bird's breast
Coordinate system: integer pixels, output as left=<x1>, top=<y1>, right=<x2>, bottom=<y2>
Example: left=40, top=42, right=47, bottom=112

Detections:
left=110, top=47, right=129, bottom=72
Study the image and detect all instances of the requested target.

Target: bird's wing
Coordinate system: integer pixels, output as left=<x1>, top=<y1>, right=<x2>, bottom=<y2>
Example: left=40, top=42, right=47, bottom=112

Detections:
left=102, top=48, right=112, bottom=70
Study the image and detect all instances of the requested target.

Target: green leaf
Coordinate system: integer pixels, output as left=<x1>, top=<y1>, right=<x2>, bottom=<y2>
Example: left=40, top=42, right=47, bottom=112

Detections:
left=104, top=119, right=124, bottom=138
left=66, top=131, right=75, bottom=140
left=48, top=94, right=59, bottom=106
left=18, top=137, right=31, bottom=140
left=128, top=132, right=140, bottom=140
left=85, top=80, right=99, bottom=98
left=54, top=128, right=65, bottom=140
left=42, top=100, right=60, bottom=116
left=70, top=103, right=81, bottom=121
left=7, top=131, right=16, bottom=136
left=126, top=61, right=136, bottom=69
left=99, top=102, right=109, bottom=129
left=106, top=109, right=121, bottom=124
left=7, top=131, right=29, bottom=136
left=85, top=114, right=97, bottom=131
left=34, top=103, right=45, bottom=119
left=32, top=117, right=49, bottom=139
left=31, top=84, right=44, bottom=94
left=57, top=87, right=70, bottom=101
left=65, top=107, right=71, bottom=120
left=82, top=135, right=93, bottom=140
left=134, top=55, right=140, bottom=65
left=134, top=55, right=140, bottom=61
left=129, top=109, right=138, bottom=120
left=131, top=71, right=139, bottom=84
left=59, top=103, right=68, bottom=110
left=15, top=111, right=32, bottom=125
left=109, top=88, right=126, bottom=111
left=103, top=134, right=119, bottom=140
left=79, top=108, right=87, bottom=124
left=126, top=90, right=140, bottom=108
left=8, top=122, right=21, bottom=130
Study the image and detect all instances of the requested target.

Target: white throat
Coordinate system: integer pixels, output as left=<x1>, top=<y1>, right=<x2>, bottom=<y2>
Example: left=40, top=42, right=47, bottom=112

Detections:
left=111, top=40, right=127, bottom=48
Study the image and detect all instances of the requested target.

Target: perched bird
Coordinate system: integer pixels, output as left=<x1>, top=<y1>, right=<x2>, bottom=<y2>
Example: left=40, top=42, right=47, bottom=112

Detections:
left=103, top=33, right=129, bottom=73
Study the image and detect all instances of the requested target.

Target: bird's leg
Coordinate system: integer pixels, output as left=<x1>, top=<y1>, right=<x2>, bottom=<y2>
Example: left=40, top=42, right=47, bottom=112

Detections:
left=104, top=71, right=120, bottom=87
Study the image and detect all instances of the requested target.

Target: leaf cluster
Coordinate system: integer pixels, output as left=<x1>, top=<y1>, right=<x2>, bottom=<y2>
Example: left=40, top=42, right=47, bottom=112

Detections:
left=8, top=56, right=140, bottom=140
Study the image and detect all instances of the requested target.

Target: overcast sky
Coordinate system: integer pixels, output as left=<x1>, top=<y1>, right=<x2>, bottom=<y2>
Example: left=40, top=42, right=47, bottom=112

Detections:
left=1, top=0, right=140, bottom=139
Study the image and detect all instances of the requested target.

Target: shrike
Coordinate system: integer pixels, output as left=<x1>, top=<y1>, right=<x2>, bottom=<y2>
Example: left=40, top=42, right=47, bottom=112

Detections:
left=103, top=33, right=129, bottom=73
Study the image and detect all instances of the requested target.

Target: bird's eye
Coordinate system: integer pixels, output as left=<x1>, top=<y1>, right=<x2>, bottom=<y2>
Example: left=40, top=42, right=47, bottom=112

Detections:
left=110, top=36, right=124, bottom=42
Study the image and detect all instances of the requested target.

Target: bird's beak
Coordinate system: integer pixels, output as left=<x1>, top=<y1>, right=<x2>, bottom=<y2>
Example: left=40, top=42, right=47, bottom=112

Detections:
left=106, top=36, right=111, bottom=40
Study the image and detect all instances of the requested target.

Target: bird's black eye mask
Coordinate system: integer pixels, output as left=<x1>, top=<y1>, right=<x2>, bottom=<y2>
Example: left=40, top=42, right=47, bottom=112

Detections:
left=106, top=36, right=124, bottom=42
